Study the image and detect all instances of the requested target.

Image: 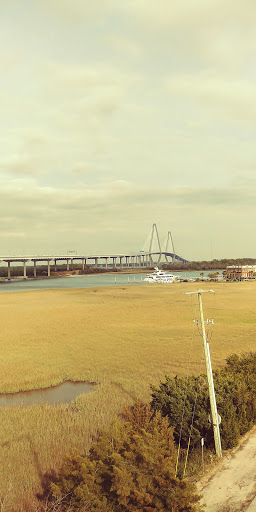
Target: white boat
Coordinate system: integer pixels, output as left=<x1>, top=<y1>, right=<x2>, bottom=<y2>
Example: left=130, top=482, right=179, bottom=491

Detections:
left=143, top=267, right=177, bottom=283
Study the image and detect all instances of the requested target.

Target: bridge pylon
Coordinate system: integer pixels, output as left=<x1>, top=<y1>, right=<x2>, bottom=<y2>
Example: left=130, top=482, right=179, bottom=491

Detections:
left=165, top=231, right=176, bottom=263
left=148, top=223, right=162, bottom=264
left=142, top=224, right=188, bottom=266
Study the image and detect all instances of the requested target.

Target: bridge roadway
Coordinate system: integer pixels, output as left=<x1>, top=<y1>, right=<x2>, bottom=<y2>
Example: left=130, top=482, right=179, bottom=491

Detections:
left=0, top=251, right=188, bottom=279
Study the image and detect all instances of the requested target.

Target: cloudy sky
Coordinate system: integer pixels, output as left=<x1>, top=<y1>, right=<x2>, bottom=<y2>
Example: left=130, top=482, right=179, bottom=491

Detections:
left=0, top=0, right=255, bottom=260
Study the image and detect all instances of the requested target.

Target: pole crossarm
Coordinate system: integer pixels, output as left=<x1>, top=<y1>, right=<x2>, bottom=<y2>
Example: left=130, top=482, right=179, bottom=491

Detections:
left=185, top=290, right=215, bottom=296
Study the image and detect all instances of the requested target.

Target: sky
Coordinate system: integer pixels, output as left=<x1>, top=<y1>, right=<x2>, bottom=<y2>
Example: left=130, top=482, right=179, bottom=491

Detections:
left=0, top=0, right=255, bottom=261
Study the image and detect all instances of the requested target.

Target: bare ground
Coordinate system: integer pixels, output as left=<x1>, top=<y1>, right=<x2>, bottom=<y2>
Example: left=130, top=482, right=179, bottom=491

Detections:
left=198, top=426, right=256, bottom=511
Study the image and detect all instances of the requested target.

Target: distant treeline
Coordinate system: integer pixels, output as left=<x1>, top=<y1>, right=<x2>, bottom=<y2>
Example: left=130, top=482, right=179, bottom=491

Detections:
left=163, top=258, right=256, bottom=271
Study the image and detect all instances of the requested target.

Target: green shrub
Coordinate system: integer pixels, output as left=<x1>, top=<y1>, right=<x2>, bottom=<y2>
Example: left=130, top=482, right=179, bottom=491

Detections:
left=151, top=353, right=256, bottom=452
left=50, top=402, right=201, bottom=511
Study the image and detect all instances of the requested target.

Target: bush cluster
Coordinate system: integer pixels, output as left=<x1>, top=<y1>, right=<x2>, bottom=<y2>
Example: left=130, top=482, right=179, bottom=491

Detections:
left=45, top=353, right=256, bottom=509
left=150, top=352, right=256, bottom=451
left=49, top=402, right=201, bottom=511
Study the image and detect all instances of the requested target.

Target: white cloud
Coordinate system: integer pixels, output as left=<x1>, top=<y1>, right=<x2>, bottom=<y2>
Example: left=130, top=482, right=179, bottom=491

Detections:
left=166, top=73, right=256, bottom=121
left=70, top=162, right=96, bottom=175
left=0, top=231, right=26, bottom=238
left=119, top=0, right=256, bottom=74
left=0, top=1, right=255, bottom=259
left=41, top=62, right=138, bottom=119
left=0, top=178, right=255, bottom=258
left=120, top=0, right=256, bottom=30
left=103, top=33, right=144, bottom=60
left=38, top=0, right=118, bottom=24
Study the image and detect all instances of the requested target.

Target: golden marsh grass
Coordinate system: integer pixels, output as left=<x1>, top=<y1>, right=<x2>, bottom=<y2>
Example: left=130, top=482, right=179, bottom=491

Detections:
left=0, top=280, right=255, bottom=510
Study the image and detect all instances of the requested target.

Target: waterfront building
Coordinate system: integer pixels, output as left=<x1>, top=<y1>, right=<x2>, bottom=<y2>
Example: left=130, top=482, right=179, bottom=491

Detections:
left=226, top=265, right=256, bottom=280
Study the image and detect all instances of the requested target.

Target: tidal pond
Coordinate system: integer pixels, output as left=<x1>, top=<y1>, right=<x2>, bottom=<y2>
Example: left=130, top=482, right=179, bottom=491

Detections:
left=0, top=381, right=95, bottom=407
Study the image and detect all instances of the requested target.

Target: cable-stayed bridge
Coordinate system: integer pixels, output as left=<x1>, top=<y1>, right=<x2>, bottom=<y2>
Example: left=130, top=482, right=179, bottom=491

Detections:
left=0, top=224, right=188, bottom=279
left=140, top=223, right=188, bottom=265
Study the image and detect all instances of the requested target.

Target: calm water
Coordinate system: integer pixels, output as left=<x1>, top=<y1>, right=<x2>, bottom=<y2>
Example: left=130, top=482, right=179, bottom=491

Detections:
left=0, top=270, right=223, bottom=293
left=0, top=381, right=95, bottom=407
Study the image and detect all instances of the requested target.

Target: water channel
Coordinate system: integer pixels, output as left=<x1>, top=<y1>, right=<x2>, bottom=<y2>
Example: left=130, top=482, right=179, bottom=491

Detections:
left=0, top=381, right=95, bottom=407
left=0, top=270, right=223, bottom=293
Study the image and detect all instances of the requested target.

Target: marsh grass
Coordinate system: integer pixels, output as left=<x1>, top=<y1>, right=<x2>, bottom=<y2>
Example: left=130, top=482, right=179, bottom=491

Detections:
left=0, top=281, right=255, bottom=510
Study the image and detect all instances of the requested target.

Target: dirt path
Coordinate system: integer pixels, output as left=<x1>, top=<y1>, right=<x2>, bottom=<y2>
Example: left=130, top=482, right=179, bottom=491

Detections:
left=198, top=426, right=256, bottom=511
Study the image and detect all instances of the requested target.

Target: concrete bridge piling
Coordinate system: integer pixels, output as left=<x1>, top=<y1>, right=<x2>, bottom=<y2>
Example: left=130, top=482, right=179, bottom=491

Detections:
left=0, top=250, right=188, bottom=280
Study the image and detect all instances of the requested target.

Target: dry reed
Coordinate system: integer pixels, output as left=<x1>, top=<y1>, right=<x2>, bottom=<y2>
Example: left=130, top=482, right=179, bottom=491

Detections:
left=0, top=281, right=255, bottom=510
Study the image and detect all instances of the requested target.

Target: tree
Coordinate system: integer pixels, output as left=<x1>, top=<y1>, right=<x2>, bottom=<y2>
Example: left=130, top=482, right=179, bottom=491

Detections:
left=151, top=375, right=212, bottom=449
left=207, top=272, right=219, bottom=280
left=150, top=353, right=256, bottom=453
left=50, top=402, right=202, bottom=511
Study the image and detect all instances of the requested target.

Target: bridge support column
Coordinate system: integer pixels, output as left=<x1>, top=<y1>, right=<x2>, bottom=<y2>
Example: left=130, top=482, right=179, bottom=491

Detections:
left=54, top=259, right=57, bottom=272
left=138, top=256, right=141, bottom=268
left=104, top=258, right=108, bottom=269
left=47, top=260, right=51, bottom=277
left=112, top=257, right=116, bottom=269
left=81, top=259, right=85, bottom=270
left=94, top=258, right=98, bottom=268
left=33, top=261, right=37, bottom=278
left=125, top=256, right=129, bottom=268
left=23, top=261, right=27, bottom=279
left=7, top=261, right=11, bottom=280
left=67, top=259, right=70, bottom=271
left=119, top=256, right=123, bottom=269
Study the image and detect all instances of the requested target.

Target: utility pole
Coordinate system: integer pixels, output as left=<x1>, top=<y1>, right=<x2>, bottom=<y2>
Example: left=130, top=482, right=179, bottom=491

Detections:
left=186, top=290, right=222, bottom=458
